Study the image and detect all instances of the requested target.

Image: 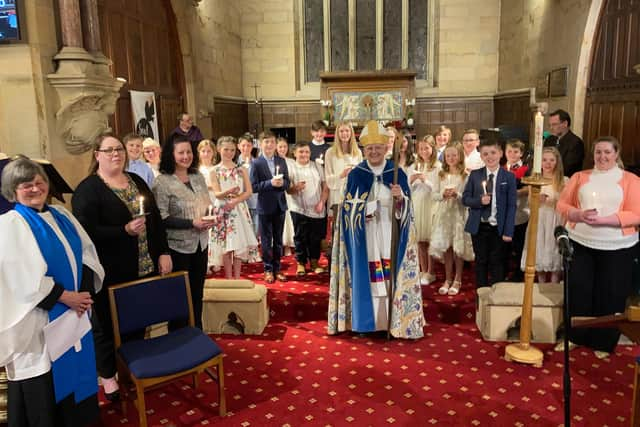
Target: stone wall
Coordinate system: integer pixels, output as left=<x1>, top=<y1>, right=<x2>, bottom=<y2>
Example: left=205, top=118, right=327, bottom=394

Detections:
left=171, top=0, right=243, bottom=138
left=0, top=1, right=59, bottom=160
left=498, top=0, right=595, bottom=135
left=239, top=0, right=501, bottom=100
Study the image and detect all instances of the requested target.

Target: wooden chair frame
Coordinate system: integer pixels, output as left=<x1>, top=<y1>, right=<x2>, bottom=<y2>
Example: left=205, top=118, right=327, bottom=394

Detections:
left=108, top=271, right=226, bottom=426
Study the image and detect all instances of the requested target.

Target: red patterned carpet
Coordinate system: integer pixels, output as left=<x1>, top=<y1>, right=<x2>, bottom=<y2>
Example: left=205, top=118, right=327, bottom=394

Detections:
left=99, top=257, right=637, bottom=426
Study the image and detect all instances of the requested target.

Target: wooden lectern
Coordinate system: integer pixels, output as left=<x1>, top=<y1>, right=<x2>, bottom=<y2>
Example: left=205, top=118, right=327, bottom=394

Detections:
left=572, top=305, right=640, bottom=426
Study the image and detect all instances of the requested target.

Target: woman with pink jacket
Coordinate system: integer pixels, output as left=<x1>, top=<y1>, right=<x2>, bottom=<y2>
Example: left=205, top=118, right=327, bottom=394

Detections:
left=556, top=136, right=640, bottom=359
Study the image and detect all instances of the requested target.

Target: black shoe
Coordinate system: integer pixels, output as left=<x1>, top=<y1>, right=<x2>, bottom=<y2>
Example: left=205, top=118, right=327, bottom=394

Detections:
left=104, top=390, right=120, bottom=402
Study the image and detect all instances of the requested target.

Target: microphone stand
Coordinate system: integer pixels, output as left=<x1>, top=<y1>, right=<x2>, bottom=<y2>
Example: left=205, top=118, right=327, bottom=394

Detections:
left=560, top=243, right=573, bottom=427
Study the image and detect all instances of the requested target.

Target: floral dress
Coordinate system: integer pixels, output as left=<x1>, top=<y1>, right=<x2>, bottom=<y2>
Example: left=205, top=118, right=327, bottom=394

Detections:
left=209, top=164, right=259, bottom=267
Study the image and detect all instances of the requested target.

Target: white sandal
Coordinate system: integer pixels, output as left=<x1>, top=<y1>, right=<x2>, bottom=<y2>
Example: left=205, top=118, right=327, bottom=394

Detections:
left=438, top=280, right=452, bottom=295
left=448, top=280, right=461, bottom=296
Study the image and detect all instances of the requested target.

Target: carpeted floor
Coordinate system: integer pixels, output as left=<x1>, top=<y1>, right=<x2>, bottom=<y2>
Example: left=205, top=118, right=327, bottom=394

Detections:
left=99, top=256, right=637, bottom=426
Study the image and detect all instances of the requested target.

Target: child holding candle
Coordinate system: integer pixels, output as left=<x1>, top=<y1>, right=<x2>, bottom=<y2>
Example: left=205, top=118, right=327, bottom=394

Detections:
left=250, top=131, right=290, bottom=283
left=408, top=135, right=441, bottom=285
left=430, top=142, right=474, bottom=295
left=462, top=139, right=517, bottom=288
left=209, top=136, right=259, bottom=279
left=520, top=147, right=567, bottom=283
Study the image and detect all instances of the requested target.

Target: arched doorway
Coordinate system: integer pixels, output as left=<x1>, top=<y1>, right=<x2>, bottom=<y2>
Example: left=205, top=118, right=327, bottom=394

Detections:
left=98, top=0, right=185, bottom=142
left=583, top=0, right=640, bottom=168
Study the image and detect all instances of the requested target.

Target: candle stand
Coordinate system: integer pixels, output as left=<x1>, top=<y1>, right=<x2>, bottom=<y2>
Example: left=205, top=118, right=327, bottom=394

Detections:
left=504, top=172, right=551, bottom=367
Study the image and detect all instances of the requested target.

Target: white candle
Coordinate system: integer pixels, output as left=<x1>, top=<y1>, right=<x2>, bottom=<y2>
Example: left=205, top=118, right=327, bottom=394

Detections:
left=532, top=111, right=544, bottom=174
left=481, top=180, right=487, bottom=195
left=208, top=204, right=213, bottom=217
left=591, top=191, right=600, bottom=211
left=275, top=165, right=280, bottom=176
left=138, top=196, right=144, bottom=215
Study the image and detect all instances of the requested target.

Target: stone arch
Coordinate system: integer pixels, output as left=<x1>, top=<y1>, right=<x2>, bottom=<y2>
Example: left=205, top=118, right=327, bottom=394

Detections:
left=572, top=0, right=605, bottom=137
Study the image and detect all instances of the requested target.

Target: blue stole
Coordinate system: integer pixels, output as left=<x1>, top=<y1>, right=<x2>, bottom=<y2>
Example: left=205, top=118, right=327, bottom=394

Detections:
left=15, top=204, right=98, bottom=404
left=340, top=160, right=411, bottom=332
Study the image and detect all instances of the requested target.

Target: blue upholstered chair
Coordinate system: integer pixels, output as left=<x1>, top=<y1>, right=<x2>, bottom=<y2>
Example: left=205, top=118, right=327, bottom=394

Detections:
left=108, top=271, right=226, bottom=427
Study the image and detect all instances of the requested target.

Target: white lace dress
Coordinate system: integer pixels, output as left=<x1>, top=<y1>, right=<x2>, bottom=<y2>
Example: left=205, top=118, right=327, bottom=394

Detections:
left=429, top=173, right=475, bottom=261
left=520, top=178, right=567, bottom=272
left=408, top=162, right=440, bottom=242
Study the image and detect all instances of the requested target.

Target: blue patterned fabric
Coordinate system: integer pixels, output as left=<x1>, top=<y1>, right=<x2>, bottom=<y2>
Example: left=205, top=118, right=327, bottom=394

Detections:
left=340, top=160, right=411, bottom=332
left=118, top=327, right=222, bottom=378
left=15, top=203, right=98, bottom=403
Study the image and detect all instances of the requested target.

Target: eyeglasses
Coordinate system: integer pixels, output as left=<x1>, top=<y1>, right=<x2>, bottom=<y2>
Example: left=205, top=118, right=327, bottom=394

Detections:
left=16, top=181, right=48, bottom=191
left=96, top=147, right=126, bottom=155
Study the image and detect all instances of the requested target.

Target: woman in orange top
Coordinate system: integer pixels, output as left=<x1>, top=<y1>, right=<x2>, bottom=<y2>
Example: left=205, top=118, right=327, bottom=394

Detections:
left=556, top=136, right=640, bottom=358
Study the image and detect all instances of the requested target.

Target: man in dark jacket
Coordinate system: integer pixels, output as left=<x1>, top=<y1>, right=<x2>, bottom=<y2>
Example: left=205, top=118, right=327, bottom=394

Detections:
left=544, top=109, right=585, bottom=177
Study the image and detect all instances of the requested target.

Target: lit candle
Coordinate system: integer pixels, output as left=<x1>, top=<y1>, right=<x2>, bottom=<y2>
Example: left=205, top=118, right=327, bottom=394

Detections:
left=208, top=204, right=213, bottom=217
left=481, top=180, right=487, bottom=195
left=138, top=196, right=144, bottom=215
left=275, top=165, right=280, bottom=176
left=532, top=111, right=544, bottom=174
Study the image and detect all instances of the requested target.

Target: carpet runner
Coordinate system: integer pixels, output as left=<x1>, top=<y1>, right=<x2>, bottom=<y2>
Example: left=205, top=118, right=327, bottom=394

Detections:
left=99, top=256, right=637, bottom=426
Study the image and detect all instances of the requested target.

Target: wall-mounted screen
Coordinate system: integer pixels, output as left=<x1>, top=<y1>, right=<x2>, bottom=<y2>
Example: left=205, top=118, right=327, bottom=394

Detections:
left=0, top=0, right=21, bottom=42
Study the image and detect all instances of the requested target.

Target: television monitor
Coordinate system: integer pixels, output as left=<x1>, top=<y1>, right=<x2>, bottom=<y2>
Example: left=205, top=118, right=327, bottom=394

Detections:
left=0, top=0, right=21, bottom=43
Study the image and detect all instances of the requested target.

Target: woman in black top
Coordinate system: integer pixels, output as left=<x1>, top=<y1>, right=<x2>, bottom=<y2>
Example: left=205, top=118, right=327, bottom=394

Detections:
left=72, top=133, right=172, bottom=401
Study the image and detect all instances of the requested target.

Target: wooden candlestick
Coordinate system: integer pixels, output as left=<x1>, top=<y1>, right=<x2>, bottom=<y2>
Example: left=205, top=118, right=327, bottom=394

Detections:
left=504, top=172, right=551, bottom=368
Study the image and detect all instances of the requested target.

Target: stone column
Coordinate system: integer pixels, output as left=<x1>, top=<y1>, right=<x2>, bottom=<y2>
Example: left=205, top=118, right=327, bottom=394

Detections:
left=80, top=0, right=111, bottom=73
left=80, top=0, right=100, bottom=53
left=54, top=0, right=94, bottom=67
left=58, top=0, right=83, bottom=48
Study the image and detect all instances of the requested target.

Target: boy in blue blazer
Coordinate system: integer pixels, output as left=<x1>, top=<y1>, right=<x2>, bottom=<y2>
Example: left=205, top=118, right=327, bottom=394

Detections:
left=462, top=140, right=517, bottom=287
left=250, top=131, right=290, bottom=283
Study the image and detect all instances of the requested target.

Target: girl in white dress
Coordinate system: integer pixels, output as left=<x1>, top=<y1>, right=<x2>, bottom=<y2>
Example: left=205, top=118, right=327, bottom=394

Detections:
left=276, top=138, right=296, bottom=256
left=521, top=146, right=567, bottom=283
left=430, top=142, right=475, bottom=295
left=407, top=135, right=440, bottom=285
left=198, top=139, right=220, bottom=272
left=398, top=131, right=415, bottom=170
left=324, top=122, right=363, bottom=217
left=197, top=139, right=218, bottom=202
left=209, top=136, right=259, bottom=279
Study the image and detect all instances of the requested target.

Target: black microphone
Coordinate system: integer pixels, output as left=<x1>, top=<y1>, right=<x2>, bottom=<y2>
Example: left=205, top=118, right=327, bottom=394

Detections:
left=554, top=225, right=573, bottom=258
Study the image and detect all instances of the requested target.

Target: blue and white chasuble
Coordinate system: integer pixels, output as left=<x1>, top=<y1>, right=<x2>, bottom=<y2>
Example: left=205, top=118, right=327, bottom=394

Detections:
left=328, top=160, right=425, bottom=338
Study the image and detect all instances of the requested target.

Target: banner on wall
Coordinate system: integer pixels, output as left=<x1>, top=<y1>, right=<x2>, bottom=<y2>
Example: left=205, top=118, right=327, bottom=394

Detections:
left=130, top=90, right=159, bottom=141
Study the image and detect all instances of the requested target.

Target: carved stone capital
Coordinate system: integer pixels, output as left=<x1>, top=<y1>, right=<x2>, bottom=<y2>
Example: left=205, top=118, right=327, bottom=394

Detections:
left=47, top=50, right=124, bottom=154
left=530, top=102, right=548, bottom=115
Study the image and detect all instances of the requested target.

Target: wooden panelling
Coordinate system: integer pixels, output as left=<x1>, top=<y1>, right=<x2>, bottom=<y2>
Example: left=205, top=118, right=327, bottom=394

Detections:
left=494, top=93, right=530, bottom=129
left=584, top=91, right=640, bottom=166
left=413, top=97, right=494, bottom=140
left=212, top=98, right=249, bottom=139
left=589, top=0, right=640, bottom=91
left=247, top=101, right=321, bottom=142
left=98, top=0, right=184, bottom=141
left=584, top=0, right=640, bottom=167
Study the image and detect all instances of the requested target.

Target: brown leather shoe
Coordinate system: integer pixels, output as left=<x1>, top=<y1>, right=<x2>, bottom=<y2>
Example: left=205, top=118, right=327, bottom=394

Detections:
left=276, top=272, right=288, bottom=282
left=264, top=272, right=274, bottom=283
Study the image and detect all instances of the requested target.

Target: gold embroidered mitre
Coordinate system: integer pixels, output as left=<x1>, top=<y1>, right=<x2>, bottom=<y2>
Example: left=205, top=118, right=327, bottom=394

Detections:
left=359, top=121, right=388, bottom=147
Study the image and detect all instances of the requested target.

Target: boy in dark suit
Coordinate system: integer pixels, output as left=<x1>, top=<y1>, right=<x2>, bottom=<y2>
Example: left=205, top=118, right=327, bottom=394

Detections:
left=250, top=131, right=290, bottom=283
left=462, top=140, right=517, bottom=287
